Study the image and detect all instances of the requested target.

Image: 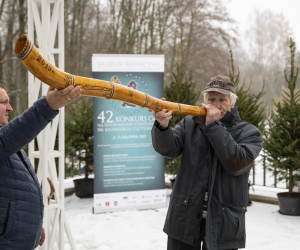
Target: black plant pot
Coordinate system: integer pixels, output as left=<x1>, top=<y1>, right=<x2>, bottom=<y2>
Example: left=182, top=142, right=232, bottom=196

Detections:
left=73, top=178, right=94, bottom=198
left=277, top=192, right=300, bottom=216
left=170, top=178, right=176, bottom=189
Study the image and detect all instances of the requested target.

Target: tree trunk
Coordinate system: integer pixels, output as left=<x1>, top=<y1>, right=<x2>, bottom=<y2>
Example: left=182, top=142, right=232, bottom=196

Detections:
left=289, top=169, right=293, bottom=194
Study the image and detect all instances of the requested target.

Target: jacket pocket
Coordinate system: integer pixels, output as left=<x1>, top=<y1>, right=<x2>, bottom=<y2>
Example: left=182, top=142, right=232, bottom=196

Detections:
left=2, top=201, right=16, bottom=239
left=184, top=217, right=201, bottom=244
left=165, top=192, right=189, bottom=235
left=218, top=205, right=246, bottom=243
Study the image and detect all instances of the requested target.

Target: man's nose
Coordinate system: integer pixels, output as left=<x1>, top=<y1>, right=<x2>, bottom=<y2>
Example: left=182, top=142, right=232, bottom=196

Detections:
left=7, top=103, right=13, bottom=112
left=215, top=102, right=221, bottom=108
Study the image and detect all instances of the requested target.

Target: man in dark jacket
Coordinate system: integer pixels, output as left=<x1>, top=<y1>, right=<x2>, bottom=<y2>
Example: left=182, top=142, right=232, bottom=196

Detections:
left=0, top=83, right=81, bottom=249
left=151, top=75, right=262, bottom=250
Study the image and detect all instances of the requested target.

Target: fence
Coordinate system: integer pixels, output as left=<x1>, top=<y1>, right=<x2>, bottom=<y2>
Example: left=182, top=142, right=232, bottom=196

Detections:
left=250, top=154, right=288, bottom=189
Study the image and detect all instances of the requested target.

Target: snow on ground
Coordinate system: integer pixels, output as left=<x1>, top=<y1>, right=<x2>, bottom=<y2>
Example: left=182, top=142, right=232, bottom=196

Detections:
left=246, top=202, right=300, bottom=250
left=54, top=189, right=300, bottom=250
left=59, top=193, right=168, bottom=250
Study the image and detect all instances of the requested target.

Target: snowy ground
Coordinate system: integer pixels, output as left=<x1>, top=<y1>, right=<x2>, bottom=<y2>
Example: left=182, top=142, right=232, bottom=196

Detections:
left=54, top=189, right=300, bottom=250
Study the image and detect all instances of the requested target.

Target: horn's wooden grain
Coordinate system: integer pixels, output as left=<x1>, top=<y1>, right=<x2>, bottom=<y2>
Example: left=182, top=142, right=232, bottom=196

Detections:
left=15, top=34, right=206, bottom=116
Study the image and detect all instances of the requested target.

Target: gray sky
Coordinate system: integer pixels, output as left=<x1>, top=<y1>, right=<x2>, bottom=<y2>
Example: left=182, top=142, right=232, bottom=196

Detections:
left=226, top=0, right=300, bottom=49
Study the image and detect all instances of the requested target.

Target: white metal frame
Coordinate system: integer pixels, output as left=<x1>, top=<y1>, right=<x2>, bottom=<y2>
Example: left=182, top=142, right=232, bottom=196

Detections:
left=27, top=0, right=75, bottom=249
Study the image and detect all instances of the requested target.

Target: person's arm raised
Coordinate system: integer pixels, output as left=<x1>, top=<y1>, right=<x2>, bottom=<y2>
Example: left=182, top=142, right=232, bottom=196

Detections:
left=46, top=85, right=81, bottom=111
left=0, top=86, right=81, bottom=159
left=151, top=97, right=172, bottom=129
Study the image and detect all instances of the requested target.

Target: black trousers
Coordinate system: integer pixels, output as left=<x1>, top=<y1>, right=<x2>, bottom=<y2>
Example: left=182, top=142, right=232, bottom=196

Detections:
left=167, top=218, right=238, bottom=250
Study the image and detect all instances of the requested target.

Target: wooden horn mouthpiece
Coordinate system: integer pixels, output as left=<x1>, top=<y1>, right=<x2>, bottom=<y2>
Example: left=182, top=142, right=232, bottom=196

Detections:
left=15, top=34, right=206, bottom=116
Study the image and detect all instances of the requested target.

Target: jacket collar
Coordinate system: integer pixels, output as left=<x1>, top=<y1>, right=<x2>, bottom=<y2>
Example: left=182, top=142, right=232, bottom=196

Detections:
left=219, top=106, right=240, bottom=126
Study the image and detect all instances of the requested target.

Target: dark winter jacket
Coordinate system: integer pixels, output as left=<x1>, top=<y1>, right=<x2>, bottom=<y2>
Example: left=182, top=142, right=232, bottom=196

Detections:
left=0, top=97, right=58, bottom=250
left=151, top=107, right=262, bottom=250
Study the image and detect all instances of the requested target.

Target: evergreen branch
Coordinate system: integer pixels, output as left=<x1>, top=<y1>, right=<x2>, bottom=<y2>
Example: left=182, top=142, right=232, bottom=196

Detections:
left=284, top=69, right=289, bottom=83
left=282, top=89, right=291, bottom=98
left=294, top=89, right=300, bottom=99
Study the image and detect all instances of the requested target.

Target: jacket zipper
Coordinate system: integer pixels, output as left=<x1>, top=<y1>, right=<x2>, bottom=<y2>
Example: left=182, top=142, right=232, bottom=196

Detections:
left=206, top=147, right=217, bottom=247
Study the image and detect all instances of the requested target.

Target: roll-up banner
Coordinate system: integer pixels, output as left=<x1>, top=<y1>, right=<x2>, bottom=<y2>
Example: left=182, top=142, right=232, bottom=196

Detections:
left=92, top=54, right=166, bottom=213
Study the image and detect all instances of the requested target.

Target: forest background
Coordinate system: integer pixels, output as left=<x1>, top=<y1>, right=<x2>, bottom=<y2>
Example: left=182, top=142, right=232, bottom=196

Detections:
left=1, top=0, right=299, bottom=117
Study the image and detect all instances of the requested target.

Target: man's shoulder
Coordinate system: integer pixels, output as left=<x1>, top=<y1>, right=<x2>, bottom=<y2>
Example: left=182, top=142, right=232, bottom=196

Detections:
left=235, top=119, right=261, bottom=136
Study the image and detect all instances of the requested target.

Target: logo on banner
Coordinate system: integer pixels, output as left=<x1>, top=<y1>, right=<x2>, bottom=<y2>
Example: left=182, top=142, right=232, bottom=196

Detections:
left=120, top=80, right=137, bottom=108
left=105, top=202, right=110, bottom=206
left=114, top=201, right=118, bottom=206
left=109, top=74, right=150, bottom=115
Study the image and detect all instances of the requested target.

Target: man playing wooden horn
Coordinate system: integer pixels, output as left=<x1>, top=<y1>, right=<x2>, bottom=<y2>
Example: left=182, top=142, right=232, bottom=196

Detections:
left=0, top=84, right=81, bottom=249
left=151, top=75, right=262, bottom=250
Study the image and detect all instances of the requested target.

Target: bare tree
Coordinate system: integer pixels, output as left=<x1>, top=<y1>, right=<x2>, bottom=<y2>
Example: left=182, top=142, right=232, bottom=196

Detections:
left=238, top=10, right=293, bottom=107
left=65, top=0, right=95, bottom=76
left=0, top=0, right=18, bottom=85
left=107, top=0, right=157, bottom=54
left=165, top=0, right=237, bottom=96
left=0, top=0, right=27, bottom=116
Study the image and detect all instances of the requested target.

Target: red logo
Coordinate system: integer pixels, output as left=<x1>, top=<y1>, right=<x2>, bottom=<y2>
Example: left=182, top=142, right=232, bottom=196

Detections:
left=162, top=194, right=165, bottom=197
left=105, top=202, right=110, bottom=206
left=114, top=201, right=118, bottom=206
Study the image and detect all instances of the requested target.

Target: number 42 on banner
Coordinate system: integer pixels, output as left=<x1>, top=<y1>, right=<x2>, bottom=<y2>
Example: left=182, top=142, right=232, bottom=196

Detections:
left=97, top=111, right=113, bottom=123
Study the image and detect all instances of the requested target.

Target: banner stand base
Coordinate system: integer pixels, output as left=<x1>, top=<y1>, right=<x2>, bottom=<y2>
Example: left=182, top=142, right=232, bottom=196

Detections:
left=93, top=202, right=167, bottom=214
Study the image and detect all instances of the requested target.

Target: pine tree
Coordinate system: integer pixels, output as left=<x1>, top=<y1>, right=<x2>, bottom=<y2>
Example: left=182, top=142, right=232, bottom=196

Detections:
left=228, top=50, right=267, bottom=205
left=165, top=64, right=200, bottom=128
left=164, top=38, right=201, bottom=177
left=228, top=50, right=267, bottom=133
left=65, top=97, right=94, bottom=180
left=264, top=38, right=300, bottom=194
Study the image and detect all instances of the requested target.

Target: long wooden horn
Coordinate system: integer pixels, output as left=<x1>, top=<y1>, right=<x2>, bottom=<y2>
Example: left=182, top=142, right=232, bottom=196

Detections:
left=15, top=34, right=206, bottom=116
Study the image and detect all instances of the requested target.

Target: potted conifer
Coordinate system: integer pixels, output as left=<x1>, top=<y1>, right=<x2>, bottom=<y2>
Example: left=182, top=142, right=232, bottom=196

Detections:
left=264, top=38, right=300, bottom=215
